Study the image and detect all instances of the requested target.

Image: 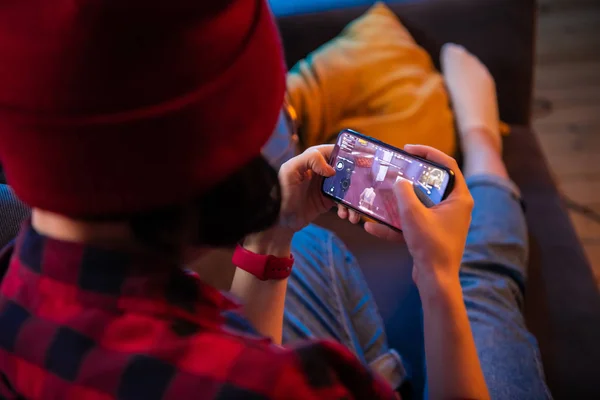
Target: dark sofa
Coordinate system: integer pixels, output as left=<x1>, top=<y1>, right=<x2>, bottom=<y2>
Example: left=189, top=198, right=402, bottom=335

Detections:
left=274, top=0, right=600, bottom=398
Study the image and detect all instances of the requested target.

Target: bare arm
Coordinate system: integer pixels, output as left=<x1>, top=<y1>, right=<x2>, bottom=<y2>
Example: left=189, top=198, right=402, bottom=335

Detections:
left=421, top=279, right=489, bottom=400
left=230, top=227, right=293, bottom=344
left=342, top=145, right=490, bottom=399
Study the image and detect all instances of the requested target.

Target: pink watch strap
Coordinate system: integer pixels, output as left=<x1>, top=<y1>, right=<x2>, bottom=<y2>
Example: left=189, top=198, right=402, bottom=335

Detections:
left=232, top=244, right=294, bottom=281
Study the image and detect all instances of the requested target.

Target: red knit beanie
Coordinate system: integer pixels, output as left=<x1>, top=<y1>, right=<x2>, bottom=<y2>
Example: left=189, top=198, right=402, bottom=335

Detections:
left=0, top=0, right=285, bottom=217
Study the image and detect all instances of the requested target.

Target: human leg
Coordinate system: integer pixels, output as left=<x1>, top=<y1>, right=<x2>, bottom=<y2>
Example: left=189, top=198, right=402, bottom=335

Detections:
left=283, top=224, right=408, bottom=390
left=460, top=177, right=551, bottom=400
left=442, top=44, right=552, bottom=399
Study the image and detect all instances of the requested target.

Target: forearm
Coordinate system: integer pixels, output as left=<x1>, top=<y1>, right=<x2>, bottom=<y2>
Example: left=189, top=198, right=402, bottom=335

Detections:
left=230, top=228, right=293, bottom=344
left=420, top=278, right=489, bottom=400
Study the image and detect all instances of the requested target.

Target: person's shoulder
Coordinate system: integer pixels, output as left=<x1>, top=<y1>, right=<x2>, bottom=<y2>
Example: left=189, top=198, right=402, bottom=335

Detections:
left=222, top=338, right=397, bottom=399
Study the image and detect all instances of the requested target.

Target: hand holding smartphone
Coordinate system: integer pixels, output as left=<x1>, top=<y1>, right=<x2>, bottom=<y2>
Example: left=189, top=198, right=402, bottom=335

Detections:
left=321, top=129, right=455, bottom=231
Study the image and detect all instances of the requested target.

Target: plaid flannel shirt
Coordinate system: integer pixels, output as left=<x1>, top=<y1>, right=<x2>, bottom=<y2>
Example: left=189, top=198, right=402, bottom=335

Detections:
left=0, top=223, right=396, bottom=399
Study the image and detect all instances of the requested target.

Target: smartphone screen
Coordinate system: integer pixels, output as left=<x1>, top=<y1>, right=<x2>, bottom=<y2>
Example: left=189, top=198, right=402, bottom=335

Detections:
left=322, top=130, right=453, bottom=230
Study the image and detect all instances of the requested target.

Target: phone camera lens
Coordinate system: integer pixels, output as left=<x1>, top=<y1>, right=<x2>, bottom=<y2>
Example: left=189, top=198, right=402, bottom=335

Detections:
left=341, top=179, right=350, bottom=190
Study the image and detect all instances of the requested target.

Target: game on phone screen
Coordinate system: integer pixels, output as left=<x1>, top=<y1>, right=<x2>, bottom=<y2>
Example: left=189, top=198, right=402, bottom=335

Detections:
left=322, top=131, right=451, bottom=229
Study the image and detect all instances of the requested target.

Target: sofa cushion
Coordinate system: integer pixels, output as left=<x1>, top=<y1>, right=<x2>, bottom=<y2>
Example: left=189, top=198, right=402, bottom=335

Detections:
left=505, top=127, right=600, bottom=400
left=286, top=2, right=456, bottom=155
left=276, top=0, right=535, bottom=125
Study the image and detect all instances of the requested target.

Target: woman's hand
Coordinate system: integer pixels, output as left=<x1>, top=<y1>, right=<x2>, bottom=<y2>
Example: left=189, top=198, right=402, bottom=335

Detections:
left=243, top=145, right=334, bottom=256
left=339, top=145, right=474, bottom=294
left=276, top=145, right=336, bottom=235
left=233, top=146, right=333, bottom=345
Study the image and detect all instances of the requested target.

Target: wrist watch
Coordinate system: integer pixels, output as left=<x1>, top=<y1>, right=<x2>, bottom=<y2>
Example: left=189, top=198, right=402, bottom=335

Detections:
left=232, top=244, right=294, bottom=281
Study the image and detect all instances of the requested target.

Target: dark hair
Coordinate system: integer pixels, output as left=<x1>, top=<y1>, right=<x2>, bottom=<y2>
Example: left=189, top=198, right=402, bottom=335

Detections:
left=129, top=156, right=281, bottom=255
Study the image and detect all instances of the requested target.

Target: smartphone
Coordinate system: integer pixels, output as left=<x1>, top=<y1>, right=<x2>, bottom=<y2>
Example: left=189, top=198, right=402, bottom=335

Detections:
left=321, top=129, right=455, bottom=231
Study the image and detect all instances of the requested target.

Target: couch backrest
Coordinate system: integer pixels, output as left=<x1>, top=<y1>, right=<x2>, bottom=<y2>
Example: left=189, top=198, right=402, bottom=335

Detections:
left=269, top=0, right=414, bottom=17
left=276, top=0, right=536, bottom=125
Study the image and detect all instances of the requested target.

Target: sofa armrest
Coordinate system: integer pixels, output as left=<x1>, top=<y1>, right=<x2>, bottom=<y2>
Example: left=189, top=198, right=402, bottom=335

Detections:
left=276, top=0, right=536, bottom=125
left=505, top=127, right=600, bottom=400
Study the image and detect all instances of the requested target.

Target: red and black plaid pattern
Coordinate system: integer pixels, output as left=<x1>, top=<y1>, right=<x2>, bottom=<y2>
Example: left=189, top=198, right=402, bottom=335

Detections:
left=0, top=224, right=396, bottom=399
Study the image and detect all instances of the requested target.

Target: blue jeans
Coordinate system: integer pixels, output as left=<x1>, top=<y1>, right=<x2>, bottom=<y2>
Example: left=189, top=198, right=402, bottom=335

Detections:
left=282, top=175, right=552, bottom=399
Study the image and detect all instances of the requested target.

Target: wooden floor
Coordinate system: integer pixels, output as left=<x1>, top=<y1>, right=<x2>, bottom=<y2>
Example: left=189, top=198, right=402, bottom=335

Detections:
left=533, top=0, right=600, bottom=287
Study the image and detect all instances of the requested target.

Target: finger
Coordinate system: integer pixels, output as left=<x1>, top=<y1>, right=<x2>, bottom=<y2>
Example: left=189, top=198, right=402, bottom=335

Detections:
left=281, top=145, right=336, bottom=179
left=321, top=195, right=336, bottom=210
left=302, top=169, right=313, bottom=182
left=403, top=144, right=469, bottom=198
left=403, top=144, right=458, bottom=171
left=348, top=209, right=361, bottom=224
left=394, top=178, right=424, bottom=219
left=309, top=144, right=335, bottom=160
left=289, top=147, right=334, bottom=178
left=306, top=147, right=336, bottom=177
left=337, top=204, right=349, bottom=219
left=364, top=222, right=405, bottom=243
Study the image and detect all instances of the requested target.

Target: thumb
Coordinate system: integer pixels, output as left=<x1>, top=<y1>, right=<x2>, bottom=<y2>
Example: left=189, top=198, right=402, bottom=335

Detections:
left=308, top=150, right=335, bottom=177
left=393, top=179, right=424, bottom=218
